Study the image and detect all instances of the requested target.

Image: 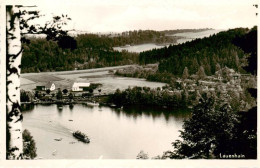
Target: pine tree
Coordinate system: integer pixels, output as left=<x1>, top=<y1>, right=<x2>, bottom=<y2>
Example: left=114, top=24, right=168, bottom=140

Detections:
left=182, top=67, right=189, bottom=79
left=215, top=63, right=221, bottom=72
left=197, top=66, right=206, bottom=80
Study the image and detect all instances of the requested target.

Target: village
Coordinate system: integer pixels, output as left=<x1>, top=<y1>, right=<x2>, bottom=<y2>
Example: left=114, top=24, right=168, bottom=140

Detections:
left=20, top=65, right=256, bottom=113
left=172, top=66, right=256, bottom=111
left=21, top=81, right=104, bottom=107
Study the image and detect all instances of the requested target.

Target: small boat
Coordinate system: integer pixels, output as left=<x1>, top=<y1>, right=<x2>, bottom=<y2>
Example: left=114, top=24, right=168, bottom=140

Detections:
left=54, top=138, right=62, bottom=141
left=72, top=131, right=90, bottom=143
left=57, top=105, right=63, bottom=110
left=87, top=101, right=99, bottom=107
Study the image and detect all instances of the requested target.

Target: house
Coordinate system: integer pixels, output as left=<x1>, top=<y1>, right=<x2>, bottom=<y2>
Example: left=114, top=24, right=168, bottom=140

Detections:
left=46, top=82, right=56, bottom=91
left=36, top=85, right=46, bottom=91
left=72, top=82, right=90, bottom=92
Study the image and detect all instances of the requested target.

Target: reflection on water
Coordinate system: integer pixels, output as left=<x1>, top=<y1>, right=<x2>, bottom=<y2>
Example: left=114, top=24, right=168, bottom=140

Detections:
left=22, top=104, right=190, bottom=159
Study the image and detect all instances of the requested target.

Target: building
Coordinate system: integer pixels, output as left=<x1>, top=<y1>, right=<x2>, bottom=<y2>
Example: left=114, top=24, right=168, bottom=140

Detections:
left=46, top=82, right=56, bottom=91
left=72, top=82, right=90, bottom=92
left=36, top=85, right=46, bottom=91
left=36, top=82, right=56, bottom=91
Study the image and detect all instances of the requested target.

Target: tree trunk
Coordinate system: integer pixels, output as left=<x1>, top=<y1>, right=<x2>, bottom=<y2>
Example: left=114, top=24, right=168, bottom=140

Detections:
left=6, top=5, right=23, bottom=159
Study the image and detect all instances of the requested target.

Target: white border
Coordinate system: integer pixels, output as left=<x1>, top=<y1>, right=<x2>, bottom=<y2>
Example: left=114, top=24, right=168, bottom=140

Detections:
left=0, top=0, right=260, bottom=167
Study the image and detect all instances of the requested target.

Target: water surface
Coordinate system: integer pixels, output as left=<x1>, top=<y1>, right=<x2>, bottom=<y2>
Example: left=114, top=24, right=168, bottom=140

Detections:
left=23, top=104, right=190, bottom=159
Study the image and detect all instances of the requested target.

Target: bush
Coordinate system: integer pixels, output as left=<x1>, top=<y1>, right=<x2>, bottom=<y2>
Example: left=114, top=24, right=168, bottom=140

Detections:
left=136, top=150, right=149, bottom=159
left=23, top=129, right=37, bottom=159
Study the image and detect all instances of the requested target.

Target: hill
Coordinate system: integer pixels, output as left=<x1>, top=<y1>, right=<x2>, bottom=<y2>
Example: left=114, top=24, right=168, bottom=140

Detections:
left=139, top=27, right=257, bottom=77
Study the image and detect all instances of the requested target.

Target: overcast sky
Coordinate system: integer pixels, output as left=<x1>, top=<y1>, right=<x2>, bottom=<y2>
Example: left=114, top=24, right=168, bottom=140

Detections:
left=22, top=0, right=259, bottom=33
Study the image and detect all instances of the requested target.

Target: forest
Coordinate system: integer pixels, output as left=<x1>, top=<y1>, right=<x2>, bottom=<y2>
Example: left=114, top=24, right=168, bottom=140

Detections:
left=111, top=29, right=178, bottom=46
left=21, top=29, right=178, bottom=73
left=21, top=27, right=256, bottom=75
left=139, top=27, right=257, bottom=77
left=21, top=34, right=139, bottom=72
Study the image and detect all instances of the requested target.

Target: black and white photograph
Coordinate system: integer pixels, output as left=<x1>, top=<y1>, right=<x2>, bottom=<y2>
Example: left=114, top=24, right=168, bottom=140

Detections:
left=3, top=0, right=258, bottom=164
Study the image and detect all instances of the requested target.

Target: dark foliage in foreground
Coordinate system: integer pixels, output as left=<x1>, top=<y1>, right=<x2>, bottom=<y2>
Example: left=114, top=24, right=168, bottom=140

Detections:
left=166, top=97, right=257, bottom=159
left=23, top=129, right=37, bottom=159
left=232, top=26, right=257, bottom=75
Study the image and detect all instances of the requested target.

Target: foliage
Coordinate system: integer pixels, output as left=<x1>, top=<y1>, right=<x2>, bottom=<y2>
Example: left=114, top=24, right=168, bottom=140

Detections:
left=21, top=34, right=139, bottom=73
left=136, top=150, right=149, bottom=159
left=112, top=30, right=178, bottom=46
left=170, top=97, right=240, bottom=159
left=46, top=89, right=51, bottom=94
left=139, top=28, right=256, bottom=77
left=68, top=93, right=74, bottom=100
left=146, top=73, right=174, bottom=83
left=232, top=26, right=257, bottom=75
left=196, top=66, right=206, bottom=80
left=182, top=67, right=189, bottom=79
left=62, top=89, right=68, bottom=94
left=6, top=5, right=74, bottom=159
left=88, top=88, right=93, bottom=94
left=89, top=83, right=102, bottom=90
left=23, top=129, right=37, bottom=159
left=108, top=86, right=189, bottom=108
left=21, top=90, right=30, bottom=102
left=56, top=89, right=63, bottom=100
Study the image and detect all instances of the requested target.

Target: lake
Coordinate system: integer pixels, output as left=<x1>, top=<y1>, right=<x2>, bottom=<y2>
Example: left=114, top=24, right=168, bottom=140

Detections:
left=113, top=43, right=166, bottom=53
left=22, top=104, right=191, bottom=159
left=113, top=29, right=224, bottom=53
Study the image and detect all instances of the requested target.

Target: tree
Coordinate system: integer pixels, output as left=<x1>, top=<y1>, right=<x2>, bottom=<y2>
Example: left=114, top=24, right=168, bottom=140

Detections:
left=56, top=89, right=63, bottom=100
left=136, top=150, right=149, bottom=159
left=6, top=5, right=73, bottom=159
left=196, top=66, right=206, bottom=80
left=46, top=89, right=51, bottom=95
left=22, top=129, right=37, bottom=159
left=215, top=63, right=221, bottom=72
left=170, top=98, right=240, bottom=159
left=62, top=89, right=68, bottom=94
left=182, top=67, right=189, bottom=79
left=98, top=89, right=101, bottom=95
left=89, top=88, right=94, bottom=94
left=21, top=91, right=30, bottom=102
left=232, top=26, right=257, bottom=75
left=68, top=93, right=74, bottom=100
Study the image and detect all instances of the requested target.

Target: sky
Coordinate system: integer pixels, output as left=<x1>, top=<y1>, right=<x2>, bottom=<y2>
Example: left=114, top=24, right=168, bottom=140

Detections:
left=14, top=0, right=259, bottom=33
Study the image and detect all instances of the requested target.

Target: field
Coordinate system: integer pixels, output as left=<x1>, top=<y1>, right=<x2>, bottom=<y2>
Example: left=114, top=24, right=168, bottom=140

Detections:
left=21, top=65, right=166, bottom=94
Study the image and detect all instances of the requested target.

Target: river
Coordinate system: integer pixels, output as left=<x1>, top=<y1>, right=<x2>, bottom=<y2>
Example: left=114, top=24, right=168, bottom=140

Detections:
left=22, top=104, right=191, bottom=159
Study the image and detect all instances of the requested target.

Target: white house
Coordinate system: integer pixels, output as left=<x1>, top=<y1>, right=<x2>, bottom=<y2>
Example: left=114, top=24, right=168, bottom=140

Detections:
left=46, top=82, right=56, bottom=91
left=72, top=82, right=90, bottom=91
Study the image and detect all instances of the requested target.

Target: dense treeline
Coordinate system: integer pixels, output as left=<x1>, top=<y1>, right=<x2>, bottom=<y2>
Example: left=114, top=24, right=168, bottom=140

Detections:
left=21, top=34, right=139, bottom=72
left=139, top=27, right=257, bottom=77
left=22, top=27, right=256, bottom=74
left=21, top=29, right=178, bottom=73
left=232, top=26, right=257, bottom=75
left=108, top=86, right=189, bottom=108
left=112, top=30, right=177, bottom=46
left=160, top=28, right=212, bottom=35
